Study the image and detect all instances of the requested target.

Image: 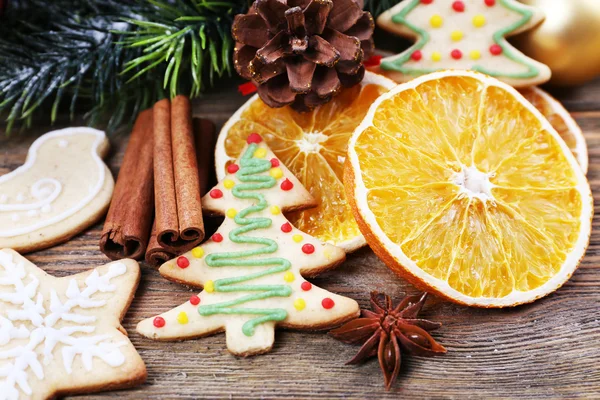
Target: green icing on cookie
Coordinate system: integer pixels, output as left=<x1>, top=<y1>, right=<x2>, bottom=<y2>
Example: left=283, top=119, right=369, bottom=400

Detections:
left=381, top=0, right=541, bottom=79
left=198, top=143, right=292, bottom=337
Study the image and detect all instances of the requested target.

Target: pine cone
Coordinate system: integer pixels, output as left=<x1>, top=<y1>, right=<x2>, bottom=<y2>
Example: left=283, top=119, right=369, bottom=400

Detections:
left=232, top=0, right=375, bottom=112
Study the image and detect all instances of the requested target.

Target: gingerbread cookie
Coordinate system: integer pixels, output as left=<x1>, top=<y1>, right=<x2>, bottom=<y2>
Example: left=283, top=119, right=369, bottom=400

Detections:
left=0, top=127, right=114, bottom=253
left=0, top=249, right=146, bottom=399
left=137, top=134, right=359, bottom=356
left=377, top=0, right=551, bottom=87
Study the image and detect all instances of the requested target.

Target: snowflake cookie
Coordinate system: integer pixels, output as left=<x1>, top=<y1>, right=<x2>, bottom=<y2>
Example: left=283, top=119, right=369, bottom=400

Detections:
left=0, top=249, right=146, bottom=399
left=377, top=0, right=551, bottom=87
left=137, top=134, right=360, bottom=356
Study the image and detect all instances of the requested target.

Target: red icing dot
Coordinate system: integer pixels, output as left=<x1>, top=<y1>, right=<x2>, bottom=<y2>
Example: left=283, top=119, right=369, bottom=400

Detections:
left=270, top=158, right=280, bottom=167
left=411, top=50, right=422, bottom=61
left=421, top=0, right=433, bottom=4
left=281, top=179, right=294, bottom=191
left=364, top=55, right=382, bottom=67
left=190, top=295, right=200, bottom=305
left=490, top=44, right=503, bottom=55
left=281, top=222, right=293, bottom=233
left=302, top=243, right=315, bottom=254
left=227, top=164, right=239, bottom=174
left=177, top=256, right=190, bottom=269
left=452, top=1, right=465, bottom=12
left=153, top=316, right=165, bottom=328
left=322, top=298, right=335, bottom=309
left=484, top=0, right=495, bottom=6
left=301, top=281, right=312, bottom=291
left=451, top=49, right=463, bottom=60
left=212, top=233, right=223, bottom=242
left=210, top=189, right=223, bottom=199
left=247, top=133, right=262, bottom=144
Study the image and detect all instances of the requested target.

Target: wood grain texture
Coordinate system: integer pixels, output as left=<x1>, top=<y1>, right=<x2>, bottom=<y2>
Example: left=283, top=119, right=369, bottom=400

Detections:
left=1, top=77, right=600, bottom=399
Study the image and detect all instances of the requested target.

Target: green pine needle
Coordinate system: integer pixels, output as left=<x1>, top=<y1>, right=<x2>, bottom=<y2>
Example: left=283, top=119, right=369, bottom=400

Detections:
left=120, top=0, right=249, bottom=99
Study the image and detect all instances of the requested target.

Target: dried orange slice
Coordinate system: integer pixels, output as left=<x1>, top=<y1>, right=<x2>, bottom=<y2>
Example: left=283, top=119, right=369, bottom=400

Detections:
left=346, top=71, right=592, bottom=307
left=520, top=87, right=588, bottom=174
left=216, top=72, right=396, bottom=251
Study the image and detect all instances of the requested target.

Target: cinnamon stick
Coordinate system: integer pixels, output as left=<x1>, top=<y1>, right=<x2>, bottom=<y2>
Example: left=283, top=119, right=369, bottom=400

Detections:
left=145, top=221, right=174, bottom=267
left=145, top=117, right=216, bottom=266
left=100, top=109, right=154, bottom=260
left=153, top=96, right=205, bottom=253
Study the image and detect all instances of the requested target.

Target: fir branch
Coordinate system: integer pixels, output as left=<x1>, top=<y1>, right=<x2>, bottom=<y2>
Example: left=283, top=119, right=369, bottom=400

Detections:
left=364, top=0, right=403, bottom=18
left=0, top=0, right=163, bottom=133
left=119, top=0, right=250, bottom=99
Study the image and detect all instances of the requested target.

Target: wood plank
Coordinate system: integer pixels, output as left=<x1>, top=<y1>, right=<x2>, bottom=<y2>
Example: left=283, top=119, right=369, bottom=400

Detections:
left=1, top=78, right=599, bottom=399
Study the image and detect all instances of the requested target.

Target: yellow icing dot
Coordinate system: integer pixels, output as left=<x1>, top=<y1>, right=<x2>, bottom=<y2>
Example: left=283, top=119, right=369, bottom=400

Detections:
left=294, top=298, right=306, bottom=311
left=270, top=205, right=281, bottom=215
left=470, top=50, right=482, bottom=60
left=177, top=311, right=189, bottom=325
left=430, top=15, right=443, bottom=28
left=223, top=179, right=235, bottom=189
left=205, top=280, right=215, bottom=293
left=450, top=30, right=463, bottom=42
left=431, top=52, right=442, bottom=62
left=284, top=271, right=295, bottom=283
left=292, top=234, right=303, bottom=243
left=191, top=247, right=204, bottom=258
left=226, top=208, right=237, bottom=219
left=254, top=147, right=267, bottom=158
left=270, top=167, right=283, bottom=179
left=324, top=249, right=332, bottom=260
left=473, top=15, right=486, bottom=27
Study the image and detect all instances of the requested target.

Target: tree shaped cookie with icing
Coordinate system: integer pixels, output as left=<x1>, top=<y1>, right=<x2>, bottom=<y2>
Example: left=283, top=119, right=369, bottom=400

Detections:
left=0, top=127, right=114, bottom=253
left=137, top=134, right=359, bottom=356
left=0, top=249, right=146, bottom=399
left=377, top=0, right=551, bottom=87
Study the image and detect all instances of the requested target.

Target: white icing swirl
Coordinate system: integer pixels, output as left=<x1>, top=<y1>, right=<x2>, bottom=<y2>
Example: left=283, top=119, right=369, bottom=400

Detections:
left=0, top=179, right=61, bottom=212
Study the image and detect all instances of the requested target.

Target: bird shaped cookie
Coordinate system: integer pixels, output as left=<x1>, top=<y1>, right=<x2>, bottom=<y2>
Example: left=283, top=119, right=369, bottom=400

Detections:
left=0, top=128, right=114, bottom=253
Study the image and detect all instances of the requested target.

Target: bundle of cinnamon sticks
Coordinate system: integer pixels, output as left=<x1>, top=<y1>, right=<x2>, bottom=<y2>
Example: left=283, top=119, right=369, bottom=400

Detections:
left=100, top=96, right=216, bottom=267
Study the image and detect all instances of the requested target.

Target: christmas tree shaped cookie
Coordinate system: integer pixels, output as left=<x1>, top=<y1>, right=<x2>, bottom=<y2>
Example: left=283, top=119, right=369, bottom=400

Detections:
left=377, top=0, right=551, bottom=87
left=0, top=249, right=146, bottom=399
left=137, top=134, right=359, bottom=356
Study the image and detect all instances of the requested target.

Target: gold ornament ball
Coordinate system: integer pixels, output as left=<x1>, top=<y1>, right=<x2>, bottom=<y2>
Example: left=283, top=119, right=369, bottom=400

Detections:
left=513, top=0, right=600, bottom=87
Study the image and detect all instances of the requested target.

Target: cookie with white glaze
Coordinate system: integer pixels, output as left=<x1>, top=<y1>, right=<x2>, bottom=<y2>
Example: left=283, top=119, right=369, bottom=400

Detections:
left=137, top=134, right=360, bottom=357
left=0, top=128, right=114, bottom=253
left=376, top=0, right=551, bottom=87
left=0, top=249, right=146, bottom=399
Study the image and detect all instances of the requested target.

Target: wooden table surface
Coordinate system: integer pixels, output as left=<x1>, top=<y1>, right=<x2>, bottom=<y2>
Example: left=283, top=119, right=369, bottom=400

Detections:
left=1, top=77, right=600, bottom=400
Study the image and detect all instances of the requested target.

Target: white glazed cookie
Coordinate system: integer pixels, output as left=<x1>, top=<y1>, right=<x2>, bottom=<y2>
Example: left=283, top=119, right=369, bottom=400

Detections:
left=376, top=0, right=551, bottom=87
left=0, top=249, right=146, bottom=399
left=0, top=128, right=114, bottom=253
left=137, top=134, right=360, bottom=356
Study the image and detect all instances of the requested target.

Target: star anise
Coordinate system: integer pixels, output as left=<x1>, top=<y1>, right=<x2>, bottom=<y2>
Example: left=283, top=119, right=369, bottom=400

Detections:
left=329, top=292, right=446, bottom=390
